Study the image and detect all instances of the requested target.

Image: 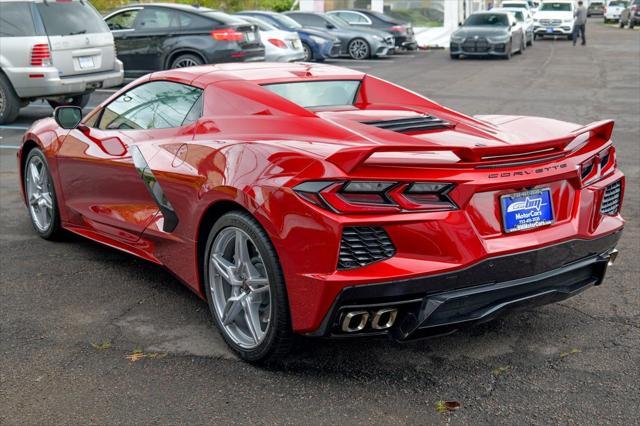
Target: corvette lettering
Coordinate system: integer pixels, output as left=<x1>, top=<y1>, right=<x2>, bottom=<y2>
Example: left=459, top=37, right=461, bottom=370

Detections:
left=488, top=163, right=568, bottom=178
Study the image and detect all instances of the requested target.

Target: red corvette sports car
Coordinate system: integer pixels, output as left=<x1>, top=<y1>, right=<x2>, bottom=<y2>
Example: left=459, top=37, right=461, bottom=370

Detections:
left=19, top=63, right=624, bottom=362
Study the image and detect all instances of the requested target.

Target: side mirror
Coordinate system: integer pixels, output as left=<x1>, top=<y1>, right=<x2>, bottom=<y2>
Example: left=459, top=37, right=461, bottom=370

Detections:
left=512, top=22, right=517, bottom=27
left=326, top=23, right=336, bottom=29
left=54, top=106, right=83, bottom=129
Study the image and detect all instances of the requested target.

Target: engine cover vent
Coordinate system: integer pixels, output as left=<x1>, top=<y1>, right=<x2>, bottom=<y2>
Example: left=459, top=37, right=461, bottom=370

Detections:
left=361, top=114, right=453, bottom=133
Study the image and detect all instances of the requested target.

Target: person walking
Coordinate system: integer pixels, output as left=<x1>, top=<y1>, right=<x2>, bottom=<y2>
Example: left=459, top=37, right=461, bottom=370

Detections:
left=573, top=0, right=588, bottom=46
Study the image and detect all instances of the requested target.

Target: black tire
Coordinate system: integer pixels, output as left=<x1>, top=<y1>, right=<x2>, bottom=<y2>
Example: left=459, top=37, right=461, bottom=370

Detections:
left=23, top=148, right=63, bottom=240
left=348, top=38, right=371, bottom=60
left=301, top=42, right=313, bottom=61
left=47, top=93, right=91, bottom=109
left=170, top=53, right=204, bottom=69
left=450, top=53, right=460, bottom=59
left=629, top=20, right=635, bottom=29
left=620, top=20, right=625, bottom=28
left=203, top=211, right=293, bottom=363
left=518, top=36, right=525, bottom=53
left=0, top=73, right=21, bottom=124
left=503, top=41, right=512, bottom=59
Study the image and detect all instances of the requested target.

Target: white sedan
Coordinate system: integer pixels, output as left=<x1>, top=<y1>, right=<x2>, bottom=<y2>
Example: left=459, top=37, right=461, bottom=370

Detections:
left=238, top=16, right=305, bottom=62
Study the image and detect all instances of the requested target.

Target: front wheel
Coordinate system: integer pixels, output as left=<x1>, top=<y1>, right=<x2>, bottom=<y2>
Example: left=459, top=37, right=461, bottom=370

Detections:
left=348, top=38, right=371, bottom=60
left=204, top=211, right=293, bottom=363
left=301, top=42, right=313, bottom=61
left=47, top=93, right=91, bottom=109
left=503, top=41, right=512, bottom=59
left=24, top=148, right=62, bottom=239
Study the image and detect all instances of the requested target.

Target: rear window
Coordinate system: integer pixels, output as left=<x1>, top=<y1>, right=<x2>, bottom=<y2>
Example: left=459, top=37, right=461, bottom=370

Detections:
left=262, top=81, right=360, bottom=109
left=0, top=2, right=37, bottom=37
left=36, top=1, right=108, bottom=36
left=203, top=11, right=247, bottom=25
left=539, top=3, right=572, bottom=11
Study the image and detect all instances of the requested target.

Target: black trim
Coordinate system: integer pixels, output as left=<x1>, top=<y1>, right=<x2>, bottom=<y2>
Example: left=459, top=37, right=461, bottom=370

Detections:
left=131, top=146, right=179, bottom=233
left=361, top=114, right=453, bottom=133
left=309, top=232, right=622, bottom=338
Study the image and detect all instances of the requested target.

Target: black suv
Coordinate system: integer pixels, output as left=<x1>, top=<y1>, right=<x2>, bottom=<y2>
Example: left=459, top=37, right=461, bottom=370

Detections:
left=104, top=3, right=264, bottom=78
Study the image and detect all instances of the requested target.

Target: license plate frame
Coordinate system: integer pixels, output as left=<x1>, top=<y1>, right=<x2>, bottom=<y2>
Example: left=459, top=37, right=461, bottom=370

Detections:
left=546, top=28, right=554, bottom=33
left=78, top=56, right=95, bottom=69
left=500, top=188, right=554, bottom=234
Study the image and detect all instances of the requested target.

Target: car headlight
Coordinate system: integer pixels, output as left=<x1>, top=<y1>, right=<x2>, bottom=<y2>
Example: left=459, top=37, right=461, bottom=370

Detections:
left=310, top=35, right=329, bottom=44
left=563, top=18, right=573, bottom=23
left=487, top=36, right=510, bottom=43
left=450, top=36, right=464, bottom=43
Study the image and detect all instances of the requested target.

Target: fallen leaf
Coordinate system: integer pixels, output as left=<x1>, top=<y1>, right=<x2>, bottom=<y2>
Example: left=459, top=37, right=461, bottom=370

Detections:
left=492, top=366, right=511, bottom=376
left=560, top=348, right=582, bottom=359
left=90, top=341, right=112, bottom=350
left=435, top=400, right=461, bottom=413
left=125, top=348, right=167, bottom=362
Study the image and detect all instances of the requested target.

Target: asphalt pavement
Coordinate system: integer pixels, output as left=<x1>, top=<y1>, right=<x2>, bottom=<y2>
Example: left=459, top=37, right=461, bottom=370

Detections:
left=1, top=20, right=639, bottom=425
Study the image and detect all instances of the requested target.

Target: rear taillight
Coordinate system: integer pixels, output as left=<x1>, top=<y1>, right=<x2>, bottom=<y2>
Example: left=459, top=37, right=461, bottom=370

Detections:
left=389, top=25, right=406, bottom=33
left=268, top=38, right=287, bottom=48
left=211, top=28, right=244, bottom=42
left=580, top=146, right=616, bottom=186
left=294, top=180, right=457, bottom=214
left=31, top=44, right=51, bottom=66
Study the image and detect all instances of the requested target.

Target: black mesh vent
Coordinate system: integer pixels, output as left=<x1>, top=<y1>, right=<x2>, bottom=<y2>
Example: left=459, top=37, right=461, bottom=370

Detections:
left=338, top=227, right=396, bottom=270
left=361, top=115, right=452, bottom=133
left=601, top=180, right=622, bottom=216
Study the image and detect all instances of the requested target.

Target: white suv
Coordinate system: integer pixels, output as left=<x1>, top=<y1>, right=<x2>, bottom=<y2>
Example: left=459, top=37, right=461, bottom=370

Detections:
left=0, top=0, right=124, bottom=123
left=533, top=0, right=575, bottom=39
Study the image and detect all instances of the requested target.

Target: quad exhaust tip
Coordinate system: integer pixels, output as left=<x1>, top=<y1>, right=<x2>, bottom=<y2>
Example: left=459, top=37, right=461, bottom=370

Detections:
left=608, top=248, right=619, bottom=266
left=341, top=308, right=398, bottom=333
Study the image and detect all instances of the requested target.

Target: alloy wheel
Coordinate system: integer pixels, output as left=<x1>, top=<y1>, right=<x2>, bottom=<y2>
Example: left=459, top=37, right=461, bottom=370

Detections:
left=26, top=155, right=53, bottom=232
left=209, top=227, right=271, bottom=349
left=302, top=43, right=312, bottom=61
left=349, top=39, right=370, bottom=60
left=173, top=57, right=202, bottom=68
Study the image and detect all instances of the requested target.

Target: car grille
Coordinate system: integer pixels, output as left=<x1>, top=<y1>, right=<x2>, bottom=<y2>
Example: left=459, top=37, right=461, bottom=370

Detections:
left=361, top=114, right=453, bottom=132
left=600, top=180, right=622, bottom=215
left=338, top=227, right=396, bottom=270
left=462, top=37, right=490, bottom=53
left=539, top=19, right=562, bottom=26
left=330, top=42, right=341, bottom=57
left=385, top=36, right=395, bottom=47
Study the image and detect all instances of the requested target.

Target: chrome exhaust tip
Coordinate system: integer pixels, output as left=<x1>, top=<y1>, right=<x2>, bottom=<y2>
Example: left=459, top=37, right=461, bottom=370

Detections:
left=371, top=308, right=398, bottom=330
left=607, top=248, right=619, bottom=266
left=341, top=311, right=369, bottom=333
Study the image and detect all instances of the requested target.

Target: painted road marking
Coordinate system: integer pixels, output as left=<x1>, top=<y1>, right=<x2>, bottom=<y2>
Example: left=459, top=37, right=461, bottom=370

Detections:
left=0, top=125, right=29, bottom=130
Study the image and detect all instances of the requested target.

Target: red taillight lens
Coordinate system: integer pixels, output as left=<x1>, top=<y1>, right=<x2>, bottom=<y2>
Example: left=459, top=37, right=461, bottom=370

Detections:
left=31, top=43, right=51, bottom=66
left=211, top=28, right=244, bottom=42
left=389, top=25, right=406, bottom=33
left=268, top=38, right=287, bottom=48
left=579, top=145, right=616, bottom=186
left=294, top=180, right=457, bottom=214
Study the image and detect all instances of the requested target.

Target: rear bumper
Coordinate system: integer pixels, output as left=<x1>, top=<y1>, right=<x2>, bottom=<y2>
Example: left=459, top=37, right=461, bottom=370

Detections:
left=266, top=50, right=305, bottom=62
left=308, top=231, right=621, bottom=339
left=8, top=61, right=124, bottom=99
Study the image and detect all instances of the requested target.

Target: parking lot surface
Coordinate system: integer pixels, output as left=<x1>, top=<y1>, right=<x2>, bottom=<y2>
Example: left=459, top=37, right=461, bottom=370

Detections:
left=1, top=20, right=639, bottom=425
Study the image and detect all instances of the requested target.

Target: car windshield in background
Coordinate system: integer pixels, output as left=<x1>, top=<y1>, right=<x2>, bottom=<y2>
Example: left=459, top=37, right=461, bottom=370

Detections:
left=539, top=3, right=572, bottom=11
left=35, top=1, right=108, bottom=35
left=203, top=11, right=246, bottom=24
left=270, top=14, right=303, bottom=30
left=263, top=81, right=360, bottom=108
left=464, top=13, right=509, bottom=26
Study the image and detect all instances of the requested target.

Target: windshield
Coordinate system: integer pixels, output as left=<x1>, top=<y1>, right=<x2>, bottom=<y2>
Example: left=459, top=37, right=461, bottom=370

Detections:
left=238, top=15, right=277, bottom=31
left=539, top=3, right=572, bottom=11
left=263, top=81, right=360, bottom=109
left=269, top=13, right=303, bottom=30
left=495, top=9, right=525, bottom=20
left=502, top=3, right=528, bottom=9
left=607, top=1, right=628, bottom=6
left=36, top=1, right=108, bottom=36
left=464, top=13, right=509, bottom=26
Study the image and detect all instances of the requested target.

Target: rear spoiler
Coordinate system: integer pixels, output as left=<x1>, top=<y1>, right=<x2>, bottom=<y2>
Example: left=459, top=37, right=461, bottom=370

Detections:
left=325, top=120, right=614, bottom=173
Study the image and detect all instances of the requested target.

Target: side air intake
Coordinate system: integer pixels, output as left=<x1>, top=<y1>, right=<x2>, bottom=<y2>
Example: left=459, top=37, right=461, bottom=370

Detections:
left=361, top=114, right=453, bottom=133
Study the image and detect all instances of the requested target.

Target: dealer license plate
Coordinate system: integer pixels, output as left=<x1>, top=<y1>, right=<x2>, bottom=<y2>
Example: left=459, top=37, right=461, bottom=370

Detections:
left=546, top=28, right=554, bottom=33
left=500, top=188, right=554, bottom=233
left=246, top=32, right=256, bottom=42
left=78, top=56, right=95, bottom=69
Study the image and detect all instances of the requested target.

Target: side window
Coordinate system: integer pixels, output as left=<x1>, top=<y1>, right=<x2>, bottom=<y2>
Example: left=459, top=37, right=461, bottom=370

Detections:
left=106, top=10, right=140, bottom=31
left=0, top=2, right=37, bottom=37
left=177, top=12, right=215, bottom=30
left=341, top=12, right=368, bottom=24
left=291, top=14, right=321, bottom=27
left=97, top=81, right=203, bottom=130
left=134, top=8, right=180, bottom=31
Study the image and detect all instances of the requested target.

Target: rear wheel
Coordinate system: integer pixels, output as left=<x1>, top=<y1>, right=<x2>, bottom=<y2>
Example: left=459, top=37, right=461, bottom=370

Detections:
left=24, top=148, right=62, bottom=240
left=348, top=38, right=371, bottom=60
left=47, top=93, right=91, bottom=110
left=0, top=73, right=20, bottom=124
left=170, top=53, right=204, bottom=69
left=450, top=53, right=460, bottom=59
left=204, top=211, right=293, bottom=363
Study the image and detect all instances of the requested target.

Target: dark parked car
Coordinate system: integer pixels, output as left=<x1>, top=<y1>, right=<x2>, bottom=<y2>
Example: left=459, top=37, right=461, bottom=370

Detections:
left=449, top=11, right=525, bottom=60
left=326, top=9, right=417, bottom=50
left=588, top=0, right=605, bottom=16
left=237, top=11, right=340, bottom=61
left=620, top=0, right=640, bottom=27
left=103, top=3, right=264, bottom=77
left=285, top=12, right=394, bottom=59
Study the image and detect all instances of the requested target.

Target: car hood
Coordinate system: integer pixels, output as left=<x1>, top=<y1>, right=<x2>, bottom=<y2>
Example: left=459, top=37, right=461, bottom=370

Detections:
left=452, top=26, right=510, bottom=38
left=533, top=10, right=573, bottom=19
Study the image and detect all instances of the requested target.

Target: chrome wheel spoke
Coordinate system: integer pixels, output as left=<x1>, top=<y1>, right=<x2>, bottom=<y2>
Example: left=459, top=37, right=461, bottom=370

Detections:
left=247, top=277, right=269, bottom=293
left=222, top=292, right=248, bottom=325
left=242, top=297, right=263, bottom=344
left=26, top=156, right=53, bottom=232
left=211, top=254, right=239, bottom=285
left=29, top=162, right=40, bottom=184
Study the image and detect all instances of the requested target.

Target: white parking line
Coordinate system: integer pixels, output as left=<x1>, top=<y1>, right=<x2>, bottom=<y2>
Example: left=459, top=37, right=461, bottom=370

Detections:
left=96, top=88, right=118, bottom=93
left=0, top=145, right=21, bottom=149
